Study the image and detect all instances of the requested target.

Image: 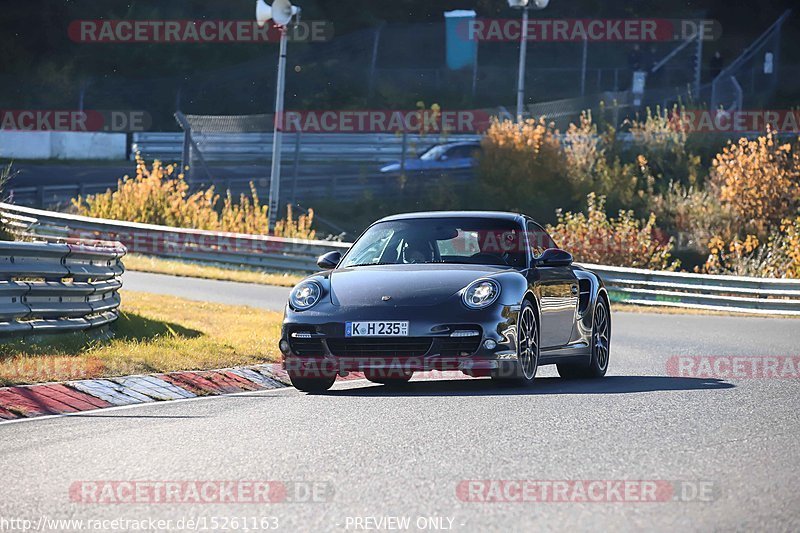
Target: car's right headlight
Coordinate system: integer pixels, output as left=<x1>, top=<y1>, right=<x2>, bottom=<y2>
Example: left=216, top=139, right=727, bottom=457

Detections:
left=462, top=279, right=501, bottom=309
left=290, top=280, right=322, bottom=311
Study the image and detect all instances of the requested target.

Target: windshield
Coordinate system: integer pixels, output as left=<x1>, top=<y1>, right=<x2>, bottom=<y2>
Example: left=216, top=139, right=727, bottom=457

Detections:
left=339, top=217, right=527, bottom=268
left=419, top=145, right=446, bottom=160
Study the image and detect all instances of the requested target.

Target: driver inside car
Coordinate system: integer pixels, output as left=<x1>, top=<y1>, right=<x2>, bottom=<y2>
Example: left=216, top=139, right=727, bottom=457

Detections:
left=401, top=238, right=434, bottom=264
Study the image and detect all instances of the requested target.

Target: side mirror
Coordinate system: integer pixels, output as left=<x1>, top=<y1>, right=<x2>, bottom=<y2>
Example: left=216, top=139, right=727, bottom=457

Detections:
left=317, top=250, right=341, bottom=270
left=439, top=154, right=449, bottom=161
left=536, top=248, right=573, bottom=267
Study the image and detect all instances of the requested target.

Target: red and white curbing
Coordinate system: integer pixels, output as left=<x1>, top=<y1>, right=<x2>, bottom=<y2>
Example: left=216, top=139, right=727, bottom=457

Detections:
left=0, top=367, right=479, bottom=421
left=0, top=364, right=290, bottom=421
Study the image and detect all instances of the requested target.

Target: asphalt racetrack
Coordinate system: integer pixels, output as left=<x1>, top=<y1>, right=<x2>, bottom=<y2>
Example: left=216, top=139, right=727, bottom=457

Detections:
left=1, top=273, right=798, bottom=531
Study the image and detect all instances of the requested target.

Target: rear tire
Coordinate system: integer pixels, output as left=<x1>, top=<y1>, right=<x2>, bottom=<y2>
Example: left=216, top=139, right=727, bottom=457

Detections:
left=288, top=373, right=336, bottom=392
left=492, top=300, right=539, bottom=387
left=557, top=296, right=610, bottom=379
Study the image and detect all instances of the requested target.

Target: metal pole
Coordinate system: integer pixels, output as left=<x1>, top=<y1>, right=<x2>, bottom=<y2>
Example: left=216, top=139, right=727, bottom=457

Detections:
left=367, top=23, right=384, bottom=102
left=400, top=131, right=407, bottom=172
left=515, top=6, right=529, bottom=121
left=471, top=39, right=479, bottom=100
left=693, top=33, right=703, bottom=98
left=580, top=36, right=588, bottom=97
left=268, top=26, right=289, bottom=234
left=292, top=130, right=301, bottom=204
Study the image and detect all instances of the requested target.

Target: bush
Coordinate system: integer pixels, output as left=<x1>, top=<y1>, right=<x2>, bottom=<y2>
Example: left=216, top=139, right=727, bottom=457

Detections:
left=648, top=180, right=733, bottom=251
left=780, top=217, right=800, bottom=278
left=73, top=154, right=316, bottom=239
left=702, top=217, right=800, bottom=278
left=708, top=129, right=800, bottom=237
left=477, top=117, right=570, bottom=221
left=626, top=105, right=703, bottom=189
left=563, top=111, right=649, bottom=213
left=547, top=193, right=679, bottom=271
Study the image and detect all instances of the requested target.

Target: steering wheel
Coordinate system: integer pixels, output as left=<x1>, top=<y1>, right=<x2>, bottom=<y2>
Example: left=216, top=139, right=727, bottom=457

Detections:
left=405, top=250, right=427, bottom=264
left=469, top=252, right=506, bottom=265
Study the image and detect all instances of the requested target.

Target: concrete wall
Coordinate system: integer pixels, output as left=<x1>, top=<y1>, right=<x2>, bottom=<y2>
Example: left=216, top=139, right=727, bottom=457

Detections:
left=0, top=132, right=127, bottom=160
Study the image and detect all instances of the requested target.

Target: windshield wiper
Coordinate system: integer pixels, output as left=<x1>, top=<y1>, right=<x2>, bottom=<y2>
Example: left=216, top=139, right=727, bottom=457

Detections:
left=344, top=262, right=397, bottom=267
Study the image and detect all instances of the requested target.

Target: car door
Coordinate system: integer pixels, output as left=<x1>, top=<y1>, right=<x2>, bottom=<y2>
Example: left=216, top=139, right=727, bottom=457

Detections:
left=527, top=221, right=578, bottom=348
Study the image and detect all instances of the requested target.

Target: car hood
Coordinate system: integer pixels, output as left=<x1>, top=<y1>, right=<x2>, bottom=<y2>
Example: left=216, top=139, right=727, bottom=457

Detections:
left=328, top=263, right=508, bottom=307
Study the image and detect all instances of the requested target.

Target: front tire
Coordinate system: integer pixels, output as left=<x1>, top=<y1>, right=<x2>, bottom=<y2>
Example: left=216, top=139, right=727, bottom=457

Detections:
left=492, top=300, right=539, bottom=386
left=557, top=296, right=610, bottom=379
left=288, top=372, right=336, bottom=392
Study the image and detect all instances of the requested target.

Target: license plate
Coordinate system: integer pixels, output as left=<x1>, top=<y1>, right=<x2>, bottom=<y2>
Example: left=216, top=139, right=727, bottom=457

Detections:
left=346, top=321, right=409, bottom=337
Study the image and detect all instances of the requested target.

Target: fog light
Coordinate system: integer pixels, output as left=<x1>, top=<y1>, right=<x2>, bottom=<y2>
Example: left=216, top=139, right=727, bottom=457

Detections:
left=483, top=339, right=497, bottom=350
left=451, top=329, right=480, bottom=337
left=279, top=339, right=291, bottom=355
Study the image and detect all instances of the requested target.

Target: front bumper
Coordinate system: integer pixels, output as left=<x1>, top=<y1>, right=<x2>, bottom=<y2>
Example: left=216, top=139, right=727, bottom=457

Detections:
left=280, top=303, right=520, bottom=375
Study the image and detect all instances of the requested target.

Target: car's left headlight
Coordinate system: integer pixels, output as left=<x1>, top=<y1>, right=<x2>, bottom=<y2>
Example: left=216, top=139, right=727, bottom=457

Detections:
left=290, top=280, right=323, bottom=311
left=462, top=279, right=501, bottom=309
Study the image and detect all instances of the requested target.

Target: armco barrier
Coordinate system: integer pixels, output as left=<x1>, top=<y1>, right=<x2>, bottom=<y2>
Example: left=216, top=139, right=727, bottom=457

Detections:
left=0, top=203, right=346, bottom=273
left=6, top=169, right=475, bottom=209
left=132, top=131, right=482, bottom=163
left=2, top=202, right=799, bottom=316
left=583, top=263, right=800, bottom=316
left=0, top=239, right=126, bottom=336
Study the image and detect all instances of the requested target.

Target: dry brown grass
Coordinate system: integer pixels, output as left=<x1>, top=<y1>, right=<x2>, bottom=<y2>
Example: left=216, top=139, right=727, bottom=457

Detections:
left=0, top=291, right=283, bottom=386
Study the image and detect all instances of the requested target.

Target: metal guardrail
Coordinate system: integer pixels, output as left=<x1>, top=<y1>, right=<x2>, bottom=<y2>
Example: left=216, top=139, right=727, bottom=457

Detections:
left=2, top=203, right=799, bottom=316
left=583, top=263, right=800, bottom=316
left=0, top=239, right=126, bottom=336
left=0, top=203, right=346, bottom=274
left=7, top=170, right=476, bottom=209
left=133, top=132, right=482, bottom=163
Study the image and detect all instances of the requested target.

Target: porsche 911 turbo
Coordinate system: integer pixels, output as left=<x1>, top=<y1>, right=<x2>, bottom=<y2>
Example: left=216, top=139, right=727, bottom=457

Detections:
left=279, top=211, right=611, bottom=392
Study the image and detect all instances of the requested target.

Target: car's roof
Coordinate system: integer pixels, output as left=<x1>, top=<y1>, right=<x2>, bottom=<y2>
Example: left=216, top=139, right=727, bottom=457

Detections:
left=378, top=211, right=527, bottom=223
left=428, top=140, right=481, bottom=148
left=450, top=141, right=481, bottom=147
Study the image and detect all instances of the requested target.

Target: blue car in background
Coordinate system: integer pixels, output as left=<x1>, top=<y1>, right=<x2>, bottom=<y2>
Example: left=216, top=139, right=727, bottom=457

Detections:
left=380, top=141, right=481, bottom=173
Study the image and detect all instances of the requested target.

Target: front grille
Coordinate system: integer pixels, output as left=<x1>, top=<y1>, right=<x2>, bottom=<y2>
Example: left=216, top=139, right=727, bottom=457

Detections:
left=288, top=338, right=325, bottom=357
left=438, top=337, right=482, bottom=357
left=326, top=337, right=433, bottom=358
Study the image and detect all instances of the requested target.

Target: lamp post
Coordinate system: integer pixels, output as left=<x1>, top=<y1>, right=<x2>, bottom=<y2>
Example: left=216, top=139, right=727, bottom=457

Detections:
left=256, top=0, right=300, bottom=234
left=508, top=0, right=550, bottom=122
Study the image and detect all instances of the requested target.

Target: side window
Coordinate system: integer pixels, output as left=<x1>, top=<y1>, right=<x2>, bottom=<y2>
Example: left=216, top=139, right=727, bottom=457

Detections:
left=447, top=146, right=471, bottom=159
left=443, top=146, right=462, bottom=159
left=444, top=145, right=478, bottom=159
left=526, top=221, right=556, bottom=258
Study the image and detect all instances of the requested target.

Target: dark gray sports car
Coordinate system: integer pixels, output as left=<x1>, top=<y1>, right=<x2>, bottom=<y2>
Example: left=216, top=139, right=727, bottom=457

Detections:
left=279, top=211, right=610, bottom=392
